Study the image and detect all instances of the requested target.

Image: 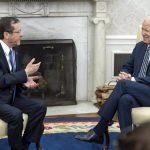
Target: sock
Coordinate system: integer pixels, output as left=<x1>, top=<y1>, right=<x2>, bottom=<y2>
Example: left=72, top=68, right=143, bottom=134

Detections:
left=93, top=117, right=109, bottom=135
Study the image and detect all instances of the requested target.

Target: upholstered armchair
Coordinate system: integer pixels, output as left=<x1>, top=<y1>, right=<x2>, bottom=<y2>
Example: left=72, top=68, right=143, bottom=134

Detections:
left=132, top=107, right=150, bottom=126
left=0, top=114, right=28, bottom=138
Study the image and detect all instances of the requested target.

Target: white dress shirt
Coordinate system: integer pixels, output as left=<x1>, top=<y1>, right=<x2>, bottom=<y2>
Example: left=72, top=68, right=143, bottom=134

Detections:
left=0, top=40, right=13, bottom=71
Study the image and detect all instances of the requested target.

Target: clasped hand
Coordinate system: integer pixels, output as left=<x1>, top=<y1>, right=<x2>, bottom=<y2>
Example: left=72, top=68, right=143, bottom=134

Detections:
left=117, top=71, right=132, bottom=81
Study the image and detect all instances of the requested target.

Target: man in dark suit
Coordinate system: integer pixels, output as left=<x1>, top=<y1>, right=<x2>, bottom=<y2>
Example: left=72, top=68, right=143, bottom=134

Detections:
left=0, top=17, right=47, bottom=150
left=75, top=17, right=150, bottom=144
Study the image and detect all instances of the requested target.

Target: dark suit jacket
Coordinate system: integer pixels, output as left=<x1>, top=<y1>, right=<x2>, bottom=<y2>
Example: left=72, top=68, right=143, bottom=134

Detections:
left=121, top=41, right=150, bottom=86
left=0, top=44, right=27, bottom=104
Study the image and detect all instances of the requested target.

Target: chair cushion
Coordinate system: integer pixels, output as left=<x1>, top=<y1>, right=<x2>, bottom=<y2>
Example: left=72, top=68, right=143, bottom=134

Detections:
left=132, top=107, right=150, bottom=125
left=0, top=113, right=28, bottom=139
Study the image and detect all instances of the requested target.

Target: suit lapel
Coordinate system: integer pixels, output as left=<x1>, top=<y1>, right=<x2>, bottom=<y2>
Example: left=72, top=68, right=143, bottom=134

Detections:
left=0, top=44, right=10, bottom=72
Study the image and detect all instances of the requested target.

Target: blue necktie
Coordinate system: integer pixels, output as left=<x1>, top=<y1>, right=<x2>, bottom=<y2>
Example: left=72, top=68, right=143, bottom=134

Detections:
left=9, top=49, right=16, bottom=102
left=9, top=49, right=16, bottom=72
left=138, top=46, right=150, bottom=78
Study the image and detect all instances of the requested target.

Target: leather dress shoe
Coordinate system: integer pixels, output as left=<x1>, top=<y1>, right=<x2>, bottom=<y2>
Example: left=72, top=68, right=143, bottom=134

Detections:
left=74, top=129, right=103, bottom=143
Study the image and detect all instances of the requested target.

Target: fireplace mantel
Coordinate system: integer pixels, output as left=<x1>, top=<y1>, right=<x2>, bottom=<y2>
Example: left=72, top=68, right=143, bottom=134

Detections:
left=0, top=0, right=111, bottom=17
left=0, top=0, right=110, bottom=102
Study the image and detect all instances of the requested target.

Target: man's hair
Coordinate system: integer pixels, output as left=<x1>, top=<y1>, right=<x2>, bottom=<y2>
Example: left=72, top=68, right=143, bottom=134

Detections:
left=0, top=17, right=20, bottom=39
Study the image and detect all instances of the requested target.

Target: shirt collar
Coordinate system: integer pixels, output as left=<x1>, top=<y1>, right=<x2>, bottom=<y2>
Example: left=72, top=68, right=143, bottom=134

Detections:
left=0, top=40, right=11, bottom=56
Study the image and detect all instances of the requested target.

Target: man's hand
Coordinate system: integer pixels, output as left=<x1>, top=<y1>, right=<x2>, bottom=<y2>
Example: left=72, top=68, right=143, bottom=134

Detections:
left=23, top=76, right=40, bottom=89
left=117, top=71, right=132, bottom=81
left=25, top=58, right=41, bottom=76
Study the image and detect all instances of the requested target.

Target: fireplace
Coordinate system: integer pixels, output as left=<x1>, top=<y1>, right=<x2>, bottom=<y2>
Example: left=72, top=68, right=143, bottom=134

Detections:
left=17, top=39, right=77, bottom=106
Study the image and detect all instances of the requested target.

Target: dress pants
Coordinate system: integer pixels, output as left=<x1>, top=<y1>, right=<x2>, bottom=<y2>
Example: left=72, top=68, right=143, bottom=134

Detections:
left=0, top=96, right=47, bottom=150
left=98, top=80, right=150, bottom=132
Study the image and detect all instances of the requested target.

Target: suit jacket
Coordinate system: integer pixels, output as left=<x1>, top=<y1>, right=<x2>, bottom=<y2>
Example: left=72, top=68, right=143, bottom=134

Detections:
left=121, top=41, right=150, bottom=86
left=0, top=44, right=27, bottom=104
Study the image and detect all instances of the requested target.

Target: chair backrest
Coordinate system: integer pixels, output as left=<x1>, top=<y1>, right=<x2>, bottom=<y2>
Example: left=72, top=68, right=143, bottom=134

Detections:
left=136, top=25, right=143, bottom=43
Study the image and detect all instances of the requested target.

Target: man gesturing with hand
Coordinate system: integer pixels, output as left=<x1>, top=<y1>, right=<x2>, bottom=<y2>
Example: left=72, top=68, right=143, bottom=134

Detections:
left=0, top=17, right=46, bottom=150
left=24, top=58, right=41, bottom=89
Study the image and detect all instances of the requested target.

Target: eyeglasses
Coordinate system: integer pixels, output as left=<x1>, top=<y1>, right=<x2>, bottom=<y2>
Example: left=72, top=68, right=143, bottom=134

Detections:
left=11, top=30, right=22, bottom=34
left=6, top=30, right=22, bottom=34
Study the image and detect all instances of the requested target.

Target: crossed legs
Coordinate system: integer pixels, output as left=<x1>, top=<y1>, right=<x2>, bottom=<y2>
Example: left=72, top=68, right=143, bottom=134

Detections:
left=75, top=80, right=150, bottom=144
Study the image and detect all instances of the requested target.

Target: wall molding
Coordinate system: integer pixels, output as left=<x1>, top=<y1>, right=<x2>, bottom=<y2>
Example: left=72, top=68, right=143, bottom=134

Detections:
left=105, top=35, right=137, bottom=82
left=106, top=35, right=137, bottom=45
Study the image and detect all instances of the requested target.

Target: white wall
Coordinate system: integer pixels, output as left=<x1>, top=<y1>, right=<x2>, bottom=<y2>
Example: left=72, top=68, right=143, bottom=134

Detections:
left=106, top=0, right=150, bottom=35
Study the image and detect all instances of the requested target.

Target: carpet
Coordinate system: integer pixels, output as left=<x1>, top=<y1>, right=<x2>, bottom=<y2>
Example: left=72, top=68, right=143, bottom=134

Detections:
left=0, top=117, right=120, bottom=150
left=44, top=116, right=120, bottom=133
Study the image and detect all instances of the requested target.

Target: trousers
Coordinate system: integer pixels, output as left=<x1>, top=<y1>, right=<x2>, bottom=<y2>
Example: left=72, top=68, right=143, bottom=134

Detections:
left=0, top=96, right=47, bottom=150
left=98, top=80, right=150, bottom=132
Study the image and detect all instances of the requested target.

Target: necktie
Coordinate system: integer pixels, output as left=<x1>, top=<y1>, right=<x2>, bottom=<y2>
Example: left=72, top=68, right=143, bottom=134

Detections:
left=138, top=46, right=150, bottom=78
left=9, top=48, right=16, bottom=103
left=9, top=49, right=16, bottom=72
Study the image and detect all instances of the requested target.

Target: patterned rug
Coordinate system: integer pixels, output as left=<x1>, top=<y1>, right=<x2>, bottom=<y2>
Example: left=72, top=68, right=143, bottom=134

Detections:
left=44, top=116, right=120, bottom=134
left=0, top=117, right=120, bottom=150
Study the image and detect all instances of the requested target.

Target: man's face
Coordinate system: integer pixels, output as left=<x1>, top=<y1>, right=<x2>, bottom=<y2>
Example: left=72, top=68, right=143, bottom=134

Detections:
left=7, top=22, right=23, bottom=47
left=142, top=19, right=150, bottom=44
